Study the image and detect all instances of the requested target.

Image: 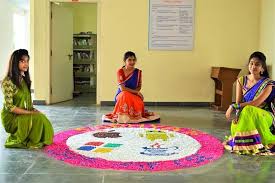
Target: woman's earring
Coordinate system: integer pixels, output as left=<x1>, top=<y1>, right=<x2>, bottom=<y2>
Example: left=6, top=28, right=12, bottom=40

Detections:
left=261, top=70, right=264, bottom=75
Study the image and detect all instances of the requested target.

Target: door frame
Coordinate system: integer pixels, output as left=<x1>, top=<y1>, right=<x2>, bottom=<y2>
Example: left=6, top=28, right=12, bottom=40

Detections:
left=49, top=0, right=101, bottom=104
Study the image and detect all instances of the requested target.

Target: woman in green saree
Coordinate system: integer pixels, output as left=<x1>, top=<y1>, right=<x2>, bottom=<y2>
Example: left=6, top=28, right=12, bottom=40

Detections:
left=224, top=51, right=275, bottom=155
left=1, top=49, right=54, bottom=148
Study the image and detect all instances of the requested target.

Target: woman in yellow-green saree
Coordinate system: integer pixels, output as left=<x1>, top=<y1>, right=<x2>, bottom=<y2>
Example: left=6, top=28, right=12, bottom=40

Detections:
left=1, top=49, right=54, bottom=148
left=224, top=51, right=275, bottom=155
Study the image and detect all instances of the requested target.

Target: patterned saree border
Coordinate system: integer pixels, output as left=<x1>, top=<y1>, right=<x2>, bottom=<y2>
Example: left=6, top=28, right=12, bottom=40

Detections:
left=235, top=130, right=259, bottom=136
left=233, top=144, right=264, bottom=151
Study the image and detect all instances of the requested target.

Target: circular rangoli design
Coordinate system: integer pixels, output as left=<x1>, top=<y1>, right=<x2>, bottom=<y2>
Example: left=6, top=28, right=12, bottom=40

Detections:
left=45, top=124, right=224, bottom=171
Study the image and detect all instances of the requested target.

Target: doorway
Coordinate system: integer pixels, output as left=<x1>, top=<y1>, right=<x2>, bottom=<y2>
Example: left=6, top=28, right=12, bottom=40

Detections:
left=0, top=0, right=30, bottom=80
left=50, top=1, right=98, bottom=104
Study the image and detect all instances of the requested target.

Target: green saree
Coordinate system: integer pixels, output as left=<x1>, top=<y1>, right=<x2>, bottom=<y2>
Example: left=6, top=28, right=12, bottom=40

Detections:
left=1, top=77, right=54, bottom=148
left=224, top=76, right=275, bottom=155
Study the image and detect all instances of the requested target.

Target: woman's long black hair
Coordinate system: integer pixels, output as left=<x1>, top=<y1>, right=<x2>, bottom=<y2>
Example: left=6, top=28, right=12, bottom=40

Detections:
left=6, top=49, right=31, bottom=91
left=248, top=51, right=270, bottom=78
left=123, top=51, right=136, bottom=61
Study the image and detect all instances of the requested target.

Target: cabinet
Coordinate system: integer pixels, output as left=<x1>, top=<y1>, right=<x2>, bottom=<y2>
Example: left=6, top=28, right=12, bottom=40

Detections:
left=211, top=67, right=241, bottom=111
left=73, top=33, right=97, bottom=94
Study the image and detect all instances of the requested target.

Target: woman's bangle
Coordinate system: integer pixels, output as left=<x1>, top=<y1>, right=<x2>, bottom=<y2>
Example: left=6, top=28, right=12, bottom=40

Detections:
left=235, top=109, right=240, bottom=117
left=231, top=103, right=241, bottom=110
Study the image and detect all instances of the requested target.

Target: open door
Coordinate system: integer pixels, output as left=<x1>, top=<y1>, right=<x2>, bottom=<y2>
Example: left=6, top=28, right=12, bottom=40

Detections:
left=50, top=3, right=73, bottom=103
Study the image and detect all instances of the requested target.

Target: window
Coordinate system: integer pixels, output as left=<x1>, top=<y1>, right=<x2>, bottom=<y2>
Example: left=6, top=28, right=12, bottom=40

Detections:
left=13, top=10, right=29, bottom=50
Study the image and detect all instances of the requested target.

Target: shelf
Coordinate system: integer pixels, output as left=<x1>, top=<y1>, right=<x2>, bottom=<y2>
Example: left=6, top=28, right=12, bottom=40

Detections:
left=74, top=81, right=91, bottom=85
left=74, top=72, right=96, bottom=78
left=73, top=34, right=92, bottom=38
left=73, top=48, right=92, bottom=51
left=74, top=72, right=90, bottom=78
left=73, top=59, right=96, bottom=65
left=73, top=90, right=81, bottom=97
left=73, top=45, right=96, bottom=49
left=75, top=84, right=96, bottom=88
left=73, top=33, right=97, bottom=94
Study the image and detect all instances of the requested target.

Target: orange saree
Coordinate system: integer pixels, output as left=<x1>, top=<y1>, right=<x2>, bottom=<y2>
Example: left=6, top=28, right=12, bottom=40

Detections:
left=102, top=68, right=160, bottom=123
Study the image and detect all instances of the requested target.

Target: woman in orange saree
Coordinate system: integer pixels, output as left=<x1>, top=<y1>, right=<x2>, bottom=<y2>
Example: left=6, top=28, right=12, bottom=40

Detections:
left=102, top=51, right=160, bottom=123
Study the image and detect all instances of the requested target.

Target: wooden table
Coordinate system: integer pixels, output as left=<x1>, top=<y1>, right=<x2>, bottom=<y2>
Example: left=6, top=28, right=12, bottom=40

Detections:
left=211, top=67, right=241, bottom=111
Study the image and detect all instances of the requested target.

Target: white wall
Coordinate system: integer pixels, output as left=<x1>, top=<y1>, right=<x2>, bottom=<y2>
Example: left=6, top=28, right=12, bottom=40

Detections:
left=31, top=0, right=261, bottom=104
left=260, top=0, right=275, bottom=80
left=66, top=3, right=97, bottom=34
left=0, top=0, right=30, bottom=81
left=0, top=0, right=14, bottom=80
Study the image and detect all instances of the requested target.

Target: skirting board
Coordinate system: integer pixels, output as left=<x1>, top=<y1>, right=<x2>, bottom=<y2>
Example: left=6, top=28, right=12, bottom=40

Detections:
left=33, top=100, right=47, bottom=105
left=101, top=101, right=211, bottom=107
left=33, top=100, right=211, bottom=107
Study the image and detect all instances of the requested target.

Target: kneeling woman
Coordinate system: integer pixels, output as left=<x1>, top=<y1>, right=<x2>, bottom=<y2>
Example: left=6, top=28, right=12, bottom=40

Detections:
left=1, top=49, right=54, bottom=148
left=224, top=51, right=275, bottom=155
left=102, top=51, right=160, bottom=123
